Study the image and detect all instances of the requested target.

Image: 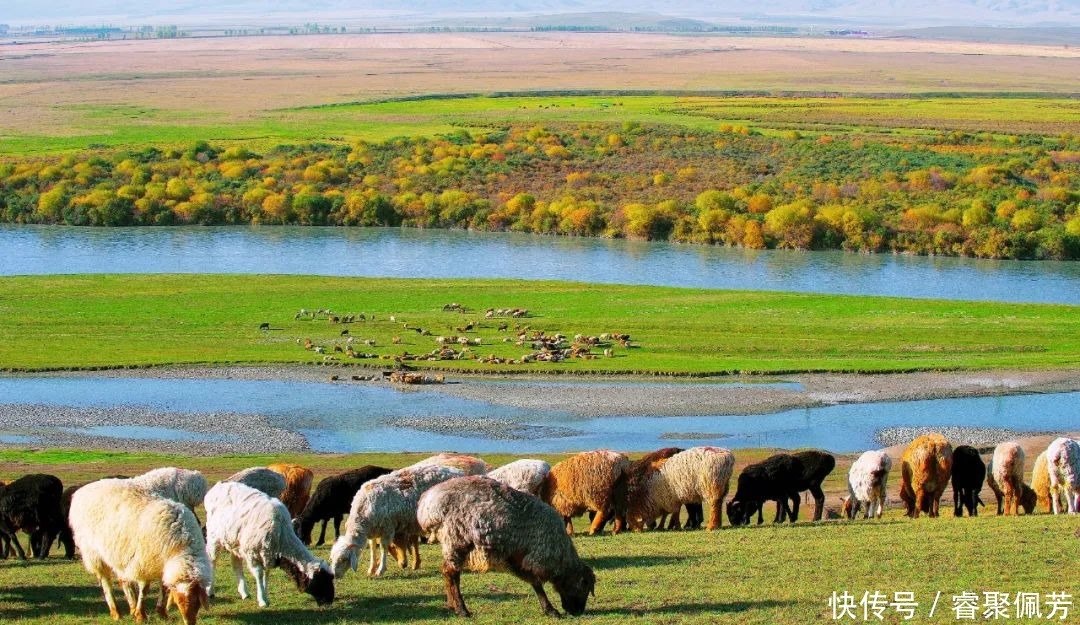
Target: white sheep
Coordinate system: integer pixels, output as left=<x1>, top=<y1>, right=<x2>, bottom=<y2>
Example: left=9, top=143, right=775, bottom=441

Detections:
left=842, top=450, right=892, bottom=520
left=69, top=479, right=213, bottom=625
left=330, top=465, right=463, bottom=578
left=1046, top=437, right=1080, bottom=514
left=204, top=482, right=334, bottom=608
left=625, top=446, right=734, bottom=531
left=129, top=467, right=209, bottom=511
left=991, top=442, right=1027, bottom=516
left=224, top=467, right=287, bottom=499
left=488, top=459, right=552, bottom=496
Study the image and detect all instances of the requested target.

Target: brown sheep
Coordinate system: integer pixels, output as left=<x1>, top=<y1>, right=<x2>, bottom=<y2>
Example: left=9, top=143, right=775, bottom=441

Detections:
left=540, top=450, right=629, bottom=535
left=1032, top=451, right=1052, bottom=513
left=898, top=433, right=953, bottom=518
left=268, top=463, right=315, bottom=519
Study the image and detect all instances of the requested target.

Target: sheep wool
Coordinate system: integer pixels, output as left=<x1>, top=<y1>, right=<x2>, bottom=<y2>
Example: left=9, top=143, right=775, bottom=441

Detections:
left=267, top=463, right=315, bottom=518
left=204, top=481, right=334, bottom=608
left=417, top=476, right=596, bottom=618
left=330, top=465, right=464, bottom=578
left=69, top=479, right=212, bottom=625
left=899, top=433, right=953, bottom=518
left=224, top=467, right=287, bottom=499
left=991, top=442, right=1026, bottom=516
left=627, top=447, right=734, bottom=531
left=1031, top=451, right=1052, bottom=513
left=408, top=453, right=490, bottom=475
left=541, top=449, right=630, bottom=535
left=843, top=449, right=892, bottom=520
left=1045, top=437, right=1080, bottom=514
left=129, top=467, right=209, bottom=511
left=487, top=459, right=552, bottom=496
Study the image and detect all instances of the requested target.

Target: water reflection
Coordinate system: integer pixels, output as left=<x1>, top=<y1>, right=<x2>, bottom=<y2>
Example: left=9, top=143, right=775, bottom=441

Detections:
left=1, top=226, right=1077, bottom=304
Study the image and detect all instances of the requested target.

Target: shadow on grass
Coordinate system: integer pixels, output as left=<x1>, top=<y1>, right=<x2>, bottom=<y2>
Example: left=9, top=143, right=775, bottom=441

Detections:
left=590, top=598, right=797, bottom=616
left=228, top=593, right=525, bottom=624
left=589, top=554, right=695, bottom=570
left=0, top=584, right=104, bottom=620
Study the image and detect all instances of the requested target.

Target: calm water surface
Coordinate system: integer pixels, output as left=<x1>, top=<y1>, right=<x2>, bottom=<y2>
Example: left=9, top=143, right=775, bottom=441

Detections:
left=2, top=226, right=1077, bottom=303
left=1, top=376, right=1075, bottom=453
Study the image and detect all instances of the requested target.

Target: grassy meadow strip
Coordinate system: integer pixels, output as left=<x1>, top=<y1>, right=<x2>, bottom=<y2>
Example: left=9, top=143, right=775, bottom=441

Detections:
left=0, top=443, right=1076, bottom=625
left=0, top=275, right=1076, bottom=373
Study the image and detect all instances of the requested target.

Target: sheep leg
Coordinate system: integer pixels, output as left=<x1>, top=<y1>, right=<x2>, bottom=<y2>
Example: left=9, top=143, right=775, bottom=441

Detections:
left=667, top=507, right=682, bottom=531
left=410, top=535, right=421, bottom=571
left=706, top=499, right=722, bottom=531
left=7, top=532, right=26, bottom=560
left=563, top=516, right=574, bottom=535
left=440, top=558, right=471, bottom=617
left=1050, top=487, right=1061, bottom=515
left=786, top=494, right=800, bottom=523
left=121, top=582, right=138, bottom=618
left=232, top=556, right=250, bottom=600
left=315, top=519, right=329, bottom=546
left=588, top=509, right=609, bottom=535
left=373, top=536, right=390, bottom=577
left=99, top=577, right=121, bottom=621
left=809, top=484, right=825, bottom=521
left=248, top=561, right=269, bottom=608
left=133, top=581, right=150, bottom=623
left=156, top=584, right=168, bottom=618
left=531, top=582, right=562, bottom=618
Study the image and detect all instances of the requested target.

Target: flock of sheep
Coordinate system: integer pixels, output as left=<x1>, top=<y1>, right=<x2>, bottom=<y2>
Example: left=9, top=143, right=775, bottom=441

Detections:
left=1, top=435, right=1079, bottom=623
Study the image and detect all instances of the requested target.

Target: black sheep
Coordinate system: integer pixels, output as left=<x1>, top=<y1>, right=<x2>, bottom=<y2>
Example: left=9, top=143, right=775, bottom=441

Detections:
left=0, top=473, right=65, bottom=560
left=293, top=466, right=392, bottom=545
left=790, top=450, right=837, bottom=522
left=726, top=450, right=836, bottom=526
left=951, top=445, right=986, bottom=517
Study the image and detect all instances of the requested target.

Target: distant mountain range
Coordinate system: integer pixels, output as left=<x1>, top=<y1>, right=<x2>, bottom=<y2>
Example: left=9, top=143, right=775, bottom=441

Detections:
left=3, top=0, right=1078, bottom=28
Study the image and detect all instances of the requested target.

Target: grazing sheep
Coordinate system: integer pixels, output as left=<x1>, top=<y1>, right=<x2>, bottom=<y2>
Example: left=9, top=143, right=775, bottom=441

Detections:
left=899, top=433, right=953, bottom=518
left=69, top=479, right=212, bottom=625
left=330, top=465, right=464, bottom=578
left=990, top=442, right=1027, bottom=516
left=130, top=467, right=209, bottom=512
left=623, top=447, right=698, bottom=531
left=225, top=467, right=287, bottom=499
left=294, top=466, right=392, bottom=546
left=0, top=473, right=65, bottom=560
left=842, top=449, right=892, bottom=520
left=626, top=447, right=734, bottom=531
left=417, top=476, right=596, bottom=618
left=204, top=482, right=334, bottom=608
left=540, top=449, right=630, bottom=535
left=267, top=463, right=315, bottom=518
left=726, top=454, right=798, bottom=526
left=950, top=445, right=986, bottom=517
left=986, top=461, right=1039, bottom=516
left=408, top=453, right=490, bottom=475
left=488, top=459, right=552, bottom=497
left=1032, top=451, right=1052, bottom=513
left=1045, top=437, right=1080, bottom=514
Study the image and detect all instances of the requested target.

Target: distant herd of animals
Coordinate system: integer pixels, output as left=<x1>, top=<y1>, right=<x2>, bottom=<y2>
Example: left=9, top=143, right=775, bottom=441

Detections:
left=276, top=305, right=635, bottom=369
left=1, top=435, right=1079, bottom=623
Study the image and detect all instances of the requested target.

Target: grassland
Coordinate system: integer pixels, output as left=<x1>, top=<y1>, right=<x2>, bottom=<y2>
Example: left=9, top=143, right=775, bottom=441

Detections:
left=0, top=448, right=1078, bottom=625
left=1, top=32, right=1079, bottom=154
left=0, top=275, right=1076, bottom=374
left=3, top=93, right=1079, bottom=155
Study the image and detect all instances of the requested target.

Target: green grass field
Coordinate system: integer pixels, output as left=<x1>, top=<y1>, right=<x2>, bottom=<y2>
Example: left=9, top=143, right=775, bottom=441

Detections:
left=0, top=449, right=1077, bottom=625
left=0, top=275, right=1077, bottom=374
left=5, top=94, right=1078, bottom=154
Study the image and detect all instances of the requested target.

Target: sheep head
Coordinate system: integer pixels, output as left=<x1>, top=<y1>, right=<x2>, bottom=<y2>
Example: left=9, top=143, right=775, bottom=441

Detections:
left=1019, top=484, right=1038, bottom=515
left=725, top=500, right=752, bottom=526
left=280, top=559, right=335, bottom=606
left=166, top=581, right=209, bottom=625
left=840, top=496, right=853, bottom=520
left=329, top=537, right=360, bottom=578
left=554, top=565, right=596, bottom=616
